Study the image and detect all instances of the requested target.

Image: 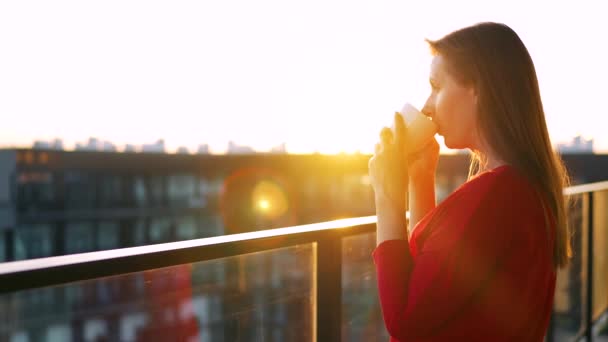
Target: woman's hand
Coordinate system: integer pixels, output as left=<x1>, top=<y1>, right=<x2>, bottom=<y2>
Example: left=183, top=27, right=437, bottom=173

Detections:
left=405, top=138, right=439, bottom=236
left=369, top=113, right=440, bottom=245
left=407, top=138, right=440, bottom=183
left=369, top=112, right=409, bottom=223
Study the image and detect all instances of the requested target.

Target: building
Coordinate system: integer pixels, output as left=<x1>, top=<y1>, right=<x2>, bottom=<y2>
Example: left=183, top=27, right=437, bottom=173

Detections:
left=141, top=139, right=165, bottom=153
left=227, top=141, right=255, bottom=154
left=197, top=144, right=210, bottom=154
left=557, top=135, right=594, bottom=153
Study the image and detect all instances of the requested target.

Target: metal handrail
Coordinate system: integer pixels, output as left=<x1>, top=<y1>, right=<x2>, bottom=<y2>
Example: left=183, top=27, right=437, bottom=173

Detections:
left=563, top=180, right=608, bottom=195
left=0, top=216, right=383, bottom=294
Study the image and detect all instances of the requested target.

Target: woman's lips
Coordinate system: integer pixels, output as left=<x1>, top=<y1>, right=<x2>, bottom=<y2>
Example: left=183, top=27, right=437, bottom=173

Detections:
left=433, top=121, right=442, bottom=136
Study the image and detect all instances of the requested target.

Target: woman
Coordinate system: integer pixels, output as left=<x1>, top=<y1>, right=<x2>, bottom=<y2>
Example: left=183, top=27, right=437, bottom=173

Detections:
left=368, top=22, right=571, bottom=341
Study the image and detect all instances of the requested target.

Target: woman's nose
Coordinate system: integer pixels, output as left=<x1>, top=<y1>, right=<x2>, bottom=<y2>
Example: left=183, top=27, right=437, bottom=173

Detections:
left=421, top=97, right=434, bottom=118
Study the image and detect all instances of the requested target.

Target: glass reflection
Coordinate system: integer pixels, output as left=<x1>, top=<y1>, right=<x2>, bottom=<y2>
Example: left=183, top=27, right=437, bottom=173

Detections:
left=0, top=244, right=314, bottom=342
left=342, top=233, right=388, bottom=342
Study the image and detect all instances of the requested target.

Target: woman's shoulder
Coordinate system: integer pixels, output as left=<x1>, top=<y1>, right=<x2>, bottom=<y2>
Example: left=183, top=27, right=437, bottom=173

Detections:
left=411, top=165, right=543, bottom=249
left=426, top=165, right=544, bottom=241
left=438, top=164, right=544, bottom=223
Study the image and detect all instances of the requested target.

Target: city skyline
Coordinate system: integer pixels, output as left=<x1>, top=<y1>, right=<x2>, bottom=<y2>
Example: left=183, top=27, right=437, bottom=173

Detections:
left=9, top=134, right=598, bottom=155
left=1, top=1, right=607, bottom=154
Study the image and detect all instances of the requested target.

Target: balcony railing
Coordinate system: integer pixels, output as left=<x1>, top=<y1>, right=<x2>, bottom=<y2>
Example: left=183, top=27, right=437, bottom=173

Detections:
left=0, top=181, right=607, bottom=341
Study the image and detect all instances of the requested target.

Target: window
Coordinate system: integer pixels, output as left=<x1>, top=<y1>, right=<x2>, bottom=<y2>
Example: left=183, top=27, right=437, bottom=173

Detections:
left=149, top=176, right=166, bottom=206
left=14, top=224, right=53, bottom=260
left=64, top=171, right=96, bottom=209
left=133, top=177, right=147, bottom=207
left=16, top=172, right=54, bottom=211
left=65, top=222, right=95, bottom=254
left=0, top=233, right=5, bottom=262
left=97, top=221, right=119, bottom=250
left=99, top=175, right=123, bottom=207
left=168, top=174, right=196, bottom=207
left=176, top=216, right=197, bottom=240
left=133, top=219, right=148, bottom=246
left=149, top=217, right=172, bottom=243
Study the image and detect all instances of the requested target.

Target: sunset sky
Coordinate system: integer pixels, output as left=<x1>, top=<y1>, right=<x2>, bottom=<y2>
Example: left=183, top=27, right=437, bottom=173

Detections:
left=0, top=0, right=606, bottom=154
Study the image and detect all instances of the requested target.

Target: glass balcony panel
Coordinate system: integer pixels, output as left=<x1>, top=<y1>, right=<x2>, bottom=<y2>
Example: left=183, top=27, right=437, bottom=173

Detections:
left=342, top=233, right=388, bottom=341
left=0, top=244, right=314, bottom=342
left=553, top=194, right=584, bottom=340
left=592, top=190, right=608, bottom=324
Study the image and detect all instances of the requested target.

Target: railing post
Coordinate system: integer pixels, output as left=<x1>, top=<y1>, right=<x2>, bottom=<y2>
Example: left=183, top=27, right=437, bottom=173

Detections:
left=546, top=313, right=554, bottom=342
left=585, top=192, right=594, bottom=341
left=317, top=235, right=342, bottom=341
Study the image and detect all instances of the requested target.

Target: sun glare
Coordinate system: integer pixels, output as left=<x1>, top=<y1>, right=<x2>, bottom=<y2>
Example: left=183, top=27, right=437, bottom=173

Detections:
left=258, top=199, right=270, bottom=210
left=252, top=180, right=289, bottom=219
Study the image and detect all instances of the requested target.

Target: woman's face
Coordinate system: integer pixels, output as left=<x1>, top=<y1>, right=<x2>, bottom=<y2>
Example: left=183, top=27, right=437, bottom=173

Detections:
left=422, top=55, right=480, bottom=150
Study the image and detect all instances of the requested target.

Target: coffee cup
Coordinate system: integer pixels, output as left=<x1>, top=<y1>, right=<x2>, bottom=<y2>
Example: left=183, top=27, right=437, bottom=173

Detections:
left=396, top=103, right=438, bottom=154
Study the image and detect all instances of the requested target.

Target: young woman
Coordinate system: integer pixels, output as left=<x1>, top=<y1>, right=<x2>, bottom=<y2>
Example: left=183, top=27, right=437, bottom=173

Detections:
left=368, top=22, right=571, bottom=341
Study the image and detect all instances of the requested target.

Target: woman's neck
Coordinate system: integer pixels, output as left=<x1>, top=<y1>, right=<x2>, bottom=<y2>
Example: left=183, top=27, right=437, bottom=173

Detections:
left=474, top=138, right=508, bottom=171
left=486, top=157, right=508, bottom=170
left=471, top=148, right=508, bottom=172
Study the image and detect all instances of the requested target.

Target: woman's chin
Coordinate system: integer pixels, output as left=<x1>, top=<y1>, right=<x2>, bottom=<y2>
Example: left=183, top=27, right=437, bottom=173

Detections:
left=443, top=137, right=465, bottom=150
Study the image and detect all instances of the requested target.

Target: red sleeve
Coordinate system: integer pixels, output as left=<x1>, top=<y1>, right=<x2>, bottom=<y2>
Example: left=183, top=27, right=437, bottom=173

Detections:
left=372, top=176, right=528, bottom=340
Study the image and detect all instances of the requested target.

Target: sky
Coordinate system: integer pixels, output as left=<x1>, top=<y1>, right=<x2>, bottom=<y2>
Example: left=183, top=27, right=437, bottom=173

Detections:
left=0, top=0, right=606, bottom=154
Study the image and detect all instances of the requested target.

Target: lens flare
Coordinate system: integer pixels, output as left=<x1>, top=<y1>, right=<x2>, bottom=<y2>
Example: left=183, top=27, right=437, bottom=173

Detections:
left=252, top=180, right=288, bottom=219
left=219, top=166, right=297, bottom=234
left=258, top=199, right=270, bottom=210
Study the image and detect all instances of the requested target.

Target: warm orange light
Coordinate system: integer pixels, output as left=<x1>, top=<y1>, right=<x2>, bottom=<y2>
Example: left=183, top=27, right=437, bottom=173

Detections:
left=252, top=180, right=288, bottom=219
left=258, top=199, right=270, bottom=210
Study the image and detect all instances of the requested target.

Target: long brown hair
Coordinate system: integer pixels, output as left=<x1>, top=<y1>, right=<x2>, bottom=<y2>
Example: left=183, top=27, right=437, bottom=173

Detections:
left=426, top=22, right=571, bottom=269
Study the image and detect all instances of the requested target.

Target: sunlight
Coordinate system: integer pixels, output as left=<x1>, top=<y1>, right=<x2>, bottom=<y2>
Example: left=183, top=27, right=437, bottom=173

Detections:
left=258, top=199, right=270, bottom=211
left=251, top=180, right=289, bottom=219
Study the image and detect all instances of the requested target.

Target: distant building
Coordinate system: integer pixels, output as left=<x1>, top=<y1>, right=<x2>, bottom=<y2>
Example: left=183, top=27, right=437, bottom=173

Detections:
left=227, top=141, right=255, bottom=154
left=558, top=135, right=594, bottom=153
left=75, top=137, right=117, bottom=152
left=197, top=144, right=210, bottom=154
left=124, top=144, right=137, bottom=153
left=103, top=141, right=117, bottom=152
left=33, top=139, right=64, bottom=151
left=270, top=143, right=287, bottom=154
left=33, top=140, right=51, bottom=150
left=142, top=139, right=165, bottom=153
left=52, top=138, right=64, bottom=150
left=177, top=146, right=189, bottom=154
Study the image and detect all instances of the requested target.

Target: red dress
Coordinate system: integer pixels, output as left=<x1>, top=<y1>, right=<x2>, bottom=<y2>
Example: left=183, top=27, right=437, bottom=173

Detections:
left=372, top=165, right=556, bottom=341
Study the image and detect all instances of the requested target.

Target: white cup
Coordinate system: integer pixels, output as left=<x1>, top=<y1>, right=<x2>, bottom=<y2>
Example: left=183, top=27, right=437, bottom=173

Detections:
left=396, top=103, right=438, bottom=154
